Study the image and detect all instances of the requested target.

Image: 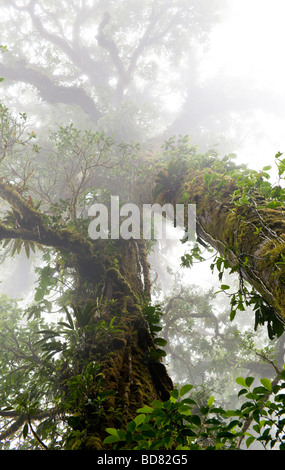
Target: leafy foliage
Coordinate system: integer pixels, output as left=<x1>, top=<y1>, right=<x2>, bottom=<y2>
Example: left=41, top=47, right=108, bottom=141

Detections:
left=103, top=371, right=285, bottom=450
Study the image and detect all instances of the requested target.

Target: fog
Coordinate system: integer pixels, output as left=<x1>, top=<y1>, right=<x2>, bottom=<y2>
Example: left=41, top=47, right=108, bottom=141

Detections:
left=0, top=0, right=284, bottom=450
left=200, top=0, right=285, bottom=170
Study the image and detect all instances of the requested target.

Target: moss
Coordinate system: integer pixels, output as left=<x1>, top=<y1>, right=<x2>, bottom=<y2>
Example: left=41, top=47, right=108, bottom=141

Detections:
left=107, top=267, right=133, bottom=294
left=182, top=168, right=285, bottom=322
left=78, top=436, right=103, bottom=450
left=256, top=240, right=285, bottom=316
left=111, top=336, right=127, bottom=350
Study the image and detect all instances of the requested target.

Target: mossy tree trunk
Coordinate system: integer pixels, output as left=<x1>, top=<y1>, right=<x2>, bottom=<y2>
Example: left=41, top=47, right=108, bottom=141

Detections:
left=182, top=169, right=285, bottom=325
left=68, top=238, right=173, bottom=449
left=0, top=180, right=173, bottom=449
left=3, top=161, right=285, bottom=449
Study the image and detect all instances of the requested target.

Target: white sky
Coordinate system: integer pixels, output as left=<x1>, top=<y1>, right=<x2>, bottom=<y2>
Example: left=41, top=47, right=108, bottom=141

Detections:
left=203, top=0, right=285, bottom=88
left=199, top=0, right=285, bottom=171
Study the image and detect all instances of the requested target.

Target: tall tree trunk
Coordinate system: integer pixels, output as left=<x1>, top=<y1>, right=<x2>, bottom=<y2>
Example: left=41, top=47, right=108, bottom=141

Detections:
left=64, top=238, right=173, bottom=449
left=3, top=162, right=285, bottom=448
left=0, top=181, right=173, bottom=449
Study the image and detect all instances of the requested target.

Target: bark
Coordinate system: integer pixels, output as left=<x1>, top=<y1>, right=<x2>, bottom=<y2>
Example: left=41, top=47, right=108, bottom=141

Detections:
left=0, top=180, right=173, bottom=449
left=182, top=169, right=285, bottom=324
left=70, top=238, right=173, bottom=449
left=0, top=63, right=101, bottom=123
left=2, top=162, right=285, bottom=448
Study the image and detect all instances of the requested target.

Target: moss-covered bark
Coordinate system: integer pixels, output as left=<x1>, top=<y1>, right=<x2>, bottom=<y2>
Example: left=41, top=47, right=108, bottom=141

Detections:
left=0, top=179, right=173, bottom=450
left=64, top=238, right=173, bottom=450
left=183, top=169, right=285, bottom=323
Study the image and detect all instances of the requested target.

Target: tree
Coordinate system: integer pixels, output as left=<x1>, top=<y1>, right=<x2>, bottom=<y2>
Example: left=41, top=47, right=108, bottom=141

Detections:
left=0, top=0, right=222, bottom=138
left=0, top=0, right=282, bottom=149
left=0, top=106, right=285, bottom=449
left=0, top=0, right=285, bottom=451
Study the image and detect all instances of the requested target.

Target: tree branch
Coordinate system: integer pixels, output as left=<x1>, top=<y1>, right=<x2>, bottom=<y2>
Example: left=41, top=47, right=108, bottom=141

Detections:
left=0, top=408, right=57, bottom=443
left=0, top=180, right=96, bottom=261
left=0, top=63, right=101, bottom=122
left=97, top=12, right=129, bottom=98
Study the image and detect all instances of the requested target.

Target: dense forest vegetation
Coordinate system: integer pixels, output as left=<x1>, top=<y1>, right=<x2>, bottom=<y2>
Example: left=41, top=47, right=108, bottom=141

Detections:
left=0, top=0, right=285, bottom=451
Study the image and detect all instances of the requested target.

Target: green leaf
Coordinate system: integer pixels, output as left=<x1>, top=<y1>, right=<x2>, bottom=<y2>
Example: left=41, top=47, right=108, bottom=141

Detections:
left=191, top=415, right=201, bottom=426
left=179, top=384, right=193, bottom=397
left=35, top=329, right=60, bottom=337
left=220, top=284, right=230, bottom=290
left=63, top=307, right=74, bottom=330
left=260, top=378, right=271, bottom=391
left=105, top=428, right=119, bottom=436
left=134, top=414, right=146, bottom=427
left=170, top=389, right=179, bottom=400
left=136, top=406, right=153, bottom=414
left=246, top=435, right=255, bottom=448
left=226, top=410, right=240, bottom=417
left=236, top=377, right=247, bottom=387
left=58, top=321, right=74, bottom=330
left=24, top=242, right=30, bottom=259
left=103, top=435, right=121, bottom=444
left=207, top=396, right=215, bottom=407
left=153, top=337, right=167, bottom=347
left=34, top=289, right=45, bottom=302
left=230, top=308, right=237, bottom=321
left=23, top=423, right=29, bottom=439
left=266, top=200, right=283, bottom=209
left=127, top=421, right=136, bottom=433
left=150, top=400, right=164, bottom=409
left=245, top=377, right=255, bottom=387
left=217, top=431, right=234, bottom=438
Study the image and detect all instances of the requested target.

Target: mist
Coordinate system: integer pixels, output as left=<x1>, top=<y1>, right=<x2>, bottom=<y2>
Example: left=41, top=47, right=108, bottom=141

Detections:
left=0, top=0, right=284, bottom=451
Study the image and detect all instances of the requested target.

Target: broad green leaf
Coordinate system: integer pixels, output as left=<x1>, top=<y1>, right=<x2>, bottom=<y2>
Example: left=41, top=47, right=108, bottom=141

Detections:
left=191, top=415, right=201, bottom=426
left=105, top=428, right=119, bottom=436
left=236, top=377, right=246, bottom=387
left=226, top=410, right=240, bottom=417
left=266, top=200, right=283, bottom=209
left=260, top=378, right=271, bottom=391
left=153, top=337, right=167, bottom=347
left=127, top=421, right=136, bottom=433
left=245, top=377, right=255, bottom=387
left=136, top=406, right=153, bottom=414
left=179, top=384, right=193, bottom=397
left=134, top=414, right=146, bottom=427
left=103, top=435, right=121, bottom=444
left=220, top=284, right=230, bottom=290
left=170, top=389, right=179, bottom=400
left=246, top=435, right=255, bottom=448
left=150, top=400, right=164, bottom=409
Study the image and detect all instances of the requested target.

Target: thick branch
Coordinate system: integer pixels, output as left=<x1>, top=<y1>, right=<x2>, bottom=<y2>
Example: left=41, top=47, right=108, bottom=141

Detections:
left=0, top=181, right=97, bottom=262
left=0, top=408, right=57, bottom=442
left=183, top=171, right=285, bottom=323
left=0, top=63, right=101, bottom=122
left=97, top=12, right=129, bottom=98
